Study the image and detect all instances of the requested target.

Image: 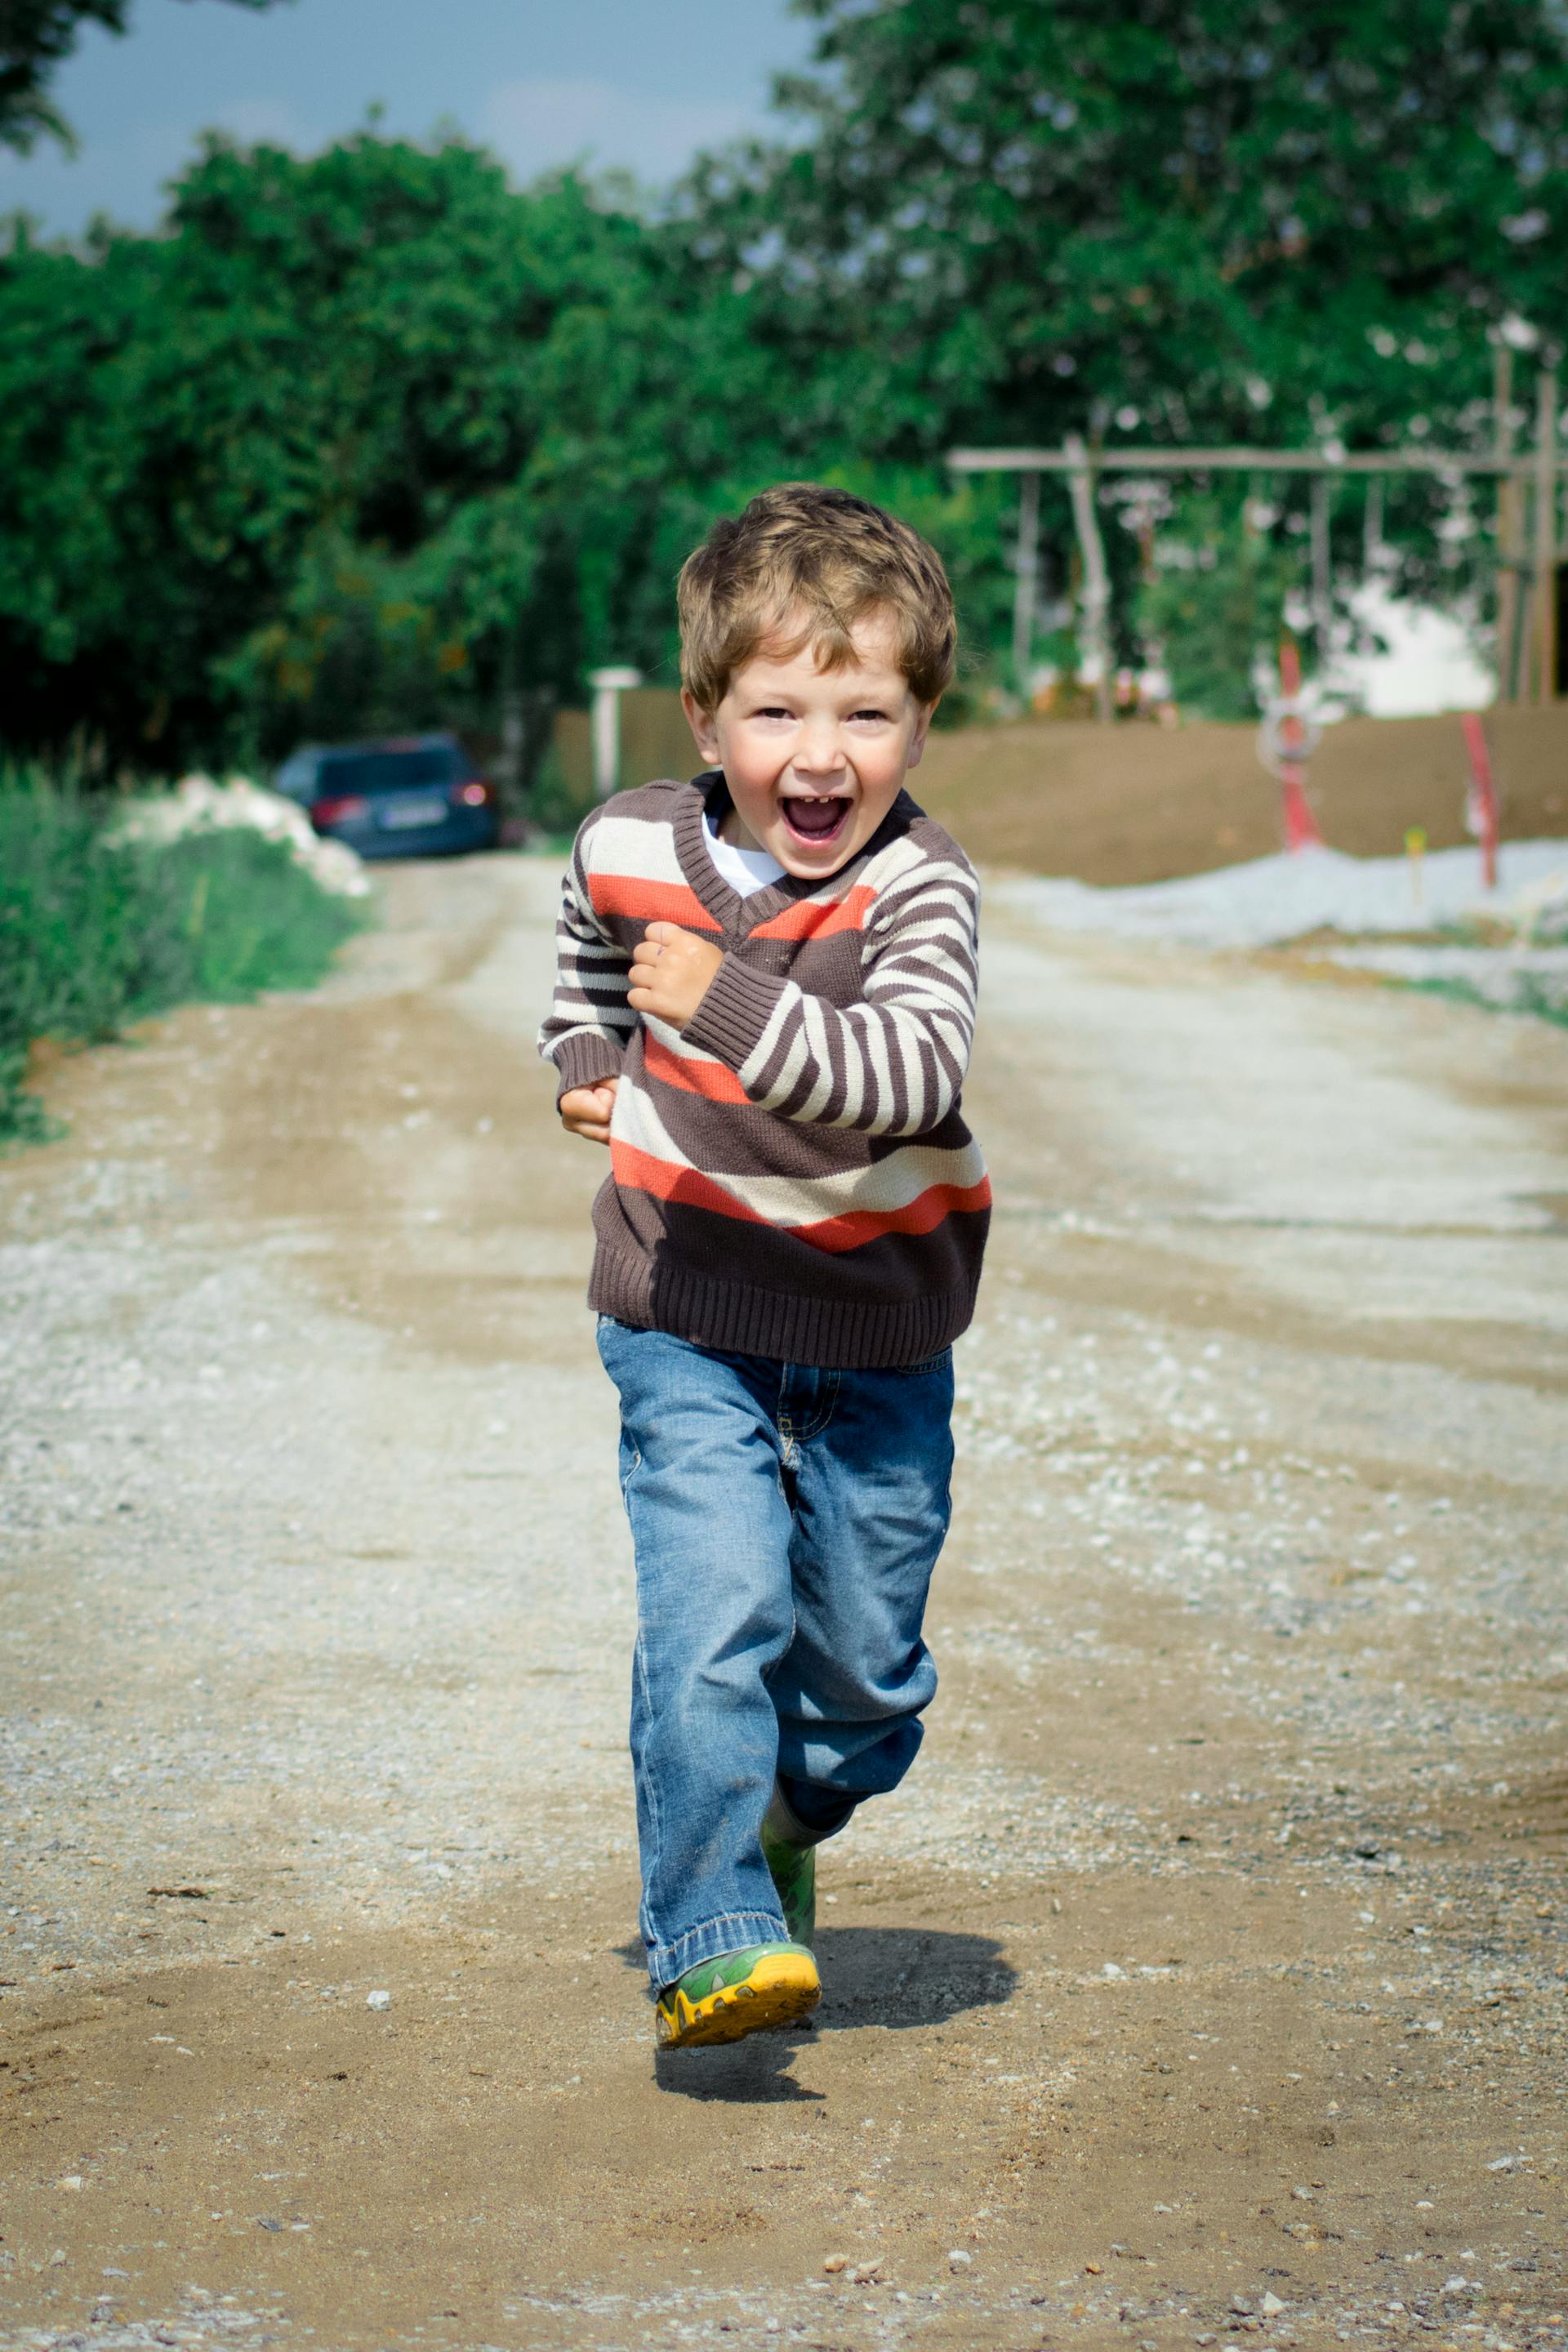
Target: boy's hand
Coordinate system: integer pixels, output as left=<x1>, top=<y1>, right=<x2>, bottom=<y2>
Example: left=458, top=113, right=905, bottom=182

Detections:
left=628, top=922, right=724, bottom=1030
left=559, top=1077, right=619, bottom=1144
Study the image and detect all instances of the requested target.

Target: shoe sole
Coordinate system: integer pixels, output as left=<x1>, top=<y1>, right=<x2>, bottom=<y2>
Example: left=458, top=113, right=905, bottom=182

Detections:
left=657, top=1949, right=822, bottom=2049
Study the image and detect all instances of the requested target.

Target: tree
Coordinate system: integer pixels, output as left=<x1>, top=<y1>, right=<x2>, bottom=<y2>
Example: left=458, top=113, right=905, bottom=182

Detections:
left=688, top=0, right=1568, bottom=456
left=1136, top=492, right=1297, bottom=719
left=0, top=133, right=793, bottom=766
left=677, top=0, right=1568, bottom=700
left=1, top=0, right=292, bottom=154
left=11, top=4, right=1565, bottom=764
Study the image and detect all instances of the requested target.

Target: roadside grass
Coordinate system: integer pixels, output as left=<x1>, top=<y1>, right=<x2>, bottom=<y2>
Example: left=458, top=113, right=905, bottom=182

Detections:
left=1, top=775, right=366, bottom=1144
left=1402, top=971, right=1568, bottom=1028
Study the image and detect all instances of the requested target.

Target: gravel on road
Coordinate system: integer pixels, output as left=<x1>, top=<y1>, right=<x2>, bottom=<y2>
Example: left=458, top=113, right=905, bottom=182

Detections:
left=2, top=855, right=1565, bottom=2352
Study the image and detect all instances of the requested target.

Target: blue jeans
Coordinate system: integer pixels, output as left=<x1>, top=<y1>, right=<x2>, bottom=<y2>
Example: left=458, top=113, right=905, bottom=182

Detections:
left=595, top=1317, right=955, bottom=1991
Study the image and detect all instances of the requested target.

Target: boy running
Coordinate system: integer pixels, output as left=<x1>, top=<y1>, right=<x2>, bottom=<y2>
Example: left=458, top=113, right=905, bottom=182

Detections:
left=538, top=483, right=989, bottom=2047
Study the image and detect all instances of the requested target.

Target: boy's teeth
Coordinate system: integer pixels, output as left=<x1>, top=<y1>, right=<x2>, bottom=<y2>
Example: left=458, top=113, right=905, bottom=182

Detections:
left=785, top=795, right=849, bottom=839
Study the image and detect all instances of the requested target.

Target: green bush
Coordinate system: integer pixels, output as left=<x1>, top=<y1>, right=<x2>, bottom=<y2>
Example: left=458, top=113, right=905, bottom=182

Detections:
left=526, top=744, right=600, bottom=847
left=0, top=780, right=365, bottom=1143
left=1137, top=497, right=1299, bottom=722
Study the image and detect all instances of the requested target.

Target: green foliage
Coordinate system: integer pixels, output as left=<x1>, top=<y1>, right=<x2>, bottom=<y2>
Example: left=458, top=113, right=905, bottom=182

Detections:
left=1406, top=973, right=1568, bottom=1028
left=0, top=2, right=291, bottom=154
left=1, top=2, right=124, bottom=153
left=0, top=774, right=363, bottom=1140
left=1137, top=495, right=1298, bottom=719
left=0, top=134, right=802, bottom=768
left=694, top=0, right=1568, bottom=459
left=7, top=2, right=1568, bottom=765
left=526, top=746, right=599, bottom=844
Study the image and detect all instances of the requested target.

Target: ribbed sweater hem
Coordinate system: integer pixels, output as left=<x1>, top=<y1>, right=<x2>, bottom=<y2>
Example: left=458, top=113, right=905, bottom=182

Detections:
left=589, top=1243, right=978, bottom=1370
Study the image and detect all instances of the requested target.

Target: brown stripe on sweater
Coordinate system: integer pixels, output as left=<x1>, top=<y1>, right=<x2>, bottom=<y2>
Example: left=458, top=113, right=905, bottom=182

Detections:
left=539, top=774, right=989, bottom=1368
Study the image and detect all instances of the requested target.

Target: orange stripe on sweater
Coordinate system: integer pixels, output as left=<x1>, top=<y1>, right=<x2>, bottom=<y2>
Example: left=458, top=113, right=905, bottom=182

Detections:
left=610, top=1141, right=767, bottom=1224
left=611, top=1145, right=991, bottom=1254
left=642, top=1034, right=751, bottom=1104
left=587, top=875, right=723, bottom=931
left=790, top=1176, right=993, bottom=1254
left=747, top=884, right=875, bottom=942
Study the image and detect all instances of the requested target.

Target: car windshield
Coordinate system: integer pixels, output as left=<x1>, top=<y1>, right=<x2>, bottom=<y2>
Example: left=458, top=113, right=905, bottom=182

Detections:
left=275, top=750, right=322, bottom=797
left=317, top=746, right=459, bottom=793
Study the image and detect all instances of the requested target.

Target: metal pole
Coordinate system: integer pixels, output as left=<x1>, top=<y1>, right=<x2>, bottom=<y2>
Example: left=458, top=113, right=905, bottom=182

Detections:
left=1357, top=476, right=1384, bottom=655
left=1065, top=434, right=1113, bottom=723
left=1512, top=495, right=1535, bottom=702
left=1310, top=474, right=1333, bottom=667
left=1535, top=366, right=1559, bottom=704
left=1012, top=468, right=1040, bottom=703
left=1362, top=474, right=1383, bottom=573
left=949, top=443, right=1568, bottom=478
left=1494, top=345, right=1519, bottom=704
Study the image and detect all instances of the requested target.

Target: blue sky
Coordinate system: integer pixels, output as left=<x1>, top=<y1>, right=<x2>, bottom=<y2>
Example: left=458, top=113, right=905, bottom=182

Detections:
left=1, top=0, right=813, bottom=237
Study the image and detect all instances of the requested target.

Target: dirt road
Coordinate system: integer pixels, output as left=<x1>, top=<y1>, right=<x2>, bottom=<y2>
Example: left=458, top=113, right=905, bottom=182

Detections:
left=2, top=856, right=1566, bottom=2352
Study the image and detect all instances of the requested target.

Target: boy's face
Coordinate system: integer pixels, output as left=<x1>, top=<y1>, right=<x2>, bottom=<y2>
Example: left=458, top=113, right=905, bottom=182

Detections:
left=682, top=611, right=935, bottom=880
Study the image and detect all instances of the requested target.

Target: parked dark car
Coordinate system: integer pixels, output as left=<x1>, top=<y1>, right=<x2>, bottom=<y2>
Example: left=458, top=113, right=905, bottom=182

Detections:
left=274, top=734, right=500, bottom=859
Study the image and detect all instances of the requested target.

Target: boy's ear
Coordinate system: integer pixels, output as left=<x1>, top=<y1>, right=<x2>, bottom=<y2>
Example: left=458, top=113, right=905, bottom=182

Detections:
left=682, top=688, right=721, bottom=767
left=905, top=697, right=938, bottom=770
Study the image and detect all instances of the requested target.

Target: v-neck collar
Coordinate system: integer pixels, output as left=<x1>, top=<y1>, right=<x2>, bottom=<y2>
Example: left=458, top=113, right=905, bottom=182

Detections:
left=675, top=772, right=913, bottom=941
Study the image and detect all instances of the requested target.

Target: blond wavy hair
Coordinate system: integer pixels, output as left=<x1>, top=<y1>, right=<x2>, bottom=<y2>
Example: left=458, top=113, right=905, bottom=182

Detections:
left=677, top=483, right=956, bottom=712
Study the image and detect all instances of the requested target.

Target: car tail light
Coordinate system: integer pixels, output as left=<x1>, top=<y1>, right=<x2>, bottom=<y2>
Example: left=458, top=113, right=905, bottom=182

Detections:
left=452, top=779, right=494, bottom=808
left=310, top=795, right=369, bottom=829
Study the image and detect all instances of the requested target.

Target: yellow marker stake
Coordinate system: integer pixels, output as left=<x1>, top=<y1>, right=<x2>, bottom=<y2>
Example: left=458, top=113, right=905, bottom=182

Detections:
left=1405, top=826, right=1427, bottom=913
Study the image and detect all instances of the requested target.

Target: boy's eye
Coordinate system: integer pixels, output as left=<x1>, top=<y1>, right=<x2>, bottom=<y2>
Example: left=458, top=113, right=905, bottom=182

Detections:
left=752, top=704, right=795, bottom=719
left=849, top=707, right=890, bottom=722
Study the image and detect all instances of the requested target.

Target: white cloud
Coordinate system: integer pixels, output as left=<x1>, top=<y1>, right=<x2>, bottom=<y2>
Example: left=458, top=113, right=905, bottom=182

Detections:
left=476, top=75, right=751, bottom=189
left=211, top=96, right=314, bottom=148
left=0, top=74, right=754, bottom=239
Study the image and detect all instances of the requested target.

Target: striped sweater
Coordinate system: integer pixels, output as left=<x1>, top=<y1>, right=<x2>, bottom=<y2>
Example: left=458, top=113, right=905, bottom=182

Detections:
left=537, top=772, right=990, bottom=1368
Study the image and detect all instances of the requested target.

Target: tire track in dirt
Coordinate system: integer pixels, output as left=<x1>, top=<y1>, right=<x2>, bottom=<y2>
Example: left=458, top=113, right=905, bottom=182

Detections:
left=2, top=857, right=1566, bottom=2351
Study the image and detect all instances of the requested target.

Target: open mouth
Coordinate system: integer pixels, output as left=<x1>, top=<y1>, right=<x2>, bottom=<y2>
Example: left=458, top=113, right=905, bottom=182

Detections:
left=782, top=795, right=852, bottom=845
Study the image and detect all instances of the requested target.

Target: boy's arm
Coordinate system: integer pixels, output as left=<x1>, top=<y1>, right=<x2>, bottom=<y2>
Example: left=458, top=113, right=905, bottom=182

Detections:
left=681, top=853, right=980, bottom=1138
left=537, top=826, right=636, bottom=1099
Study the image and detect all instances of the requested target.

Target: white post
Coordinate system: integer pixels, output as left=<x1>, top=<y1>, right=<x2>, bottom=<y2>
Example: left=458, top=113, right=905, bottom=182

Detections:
left=1065, top=434, right=1112, bottom=722
left=587, top=666, right=643, bottom=798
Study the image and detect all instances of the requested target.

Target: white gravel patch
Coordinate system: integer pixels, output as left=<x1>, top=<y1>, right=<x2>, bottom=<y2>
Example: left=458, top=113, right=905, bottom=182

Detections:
left=995, top=839, right=1568, bottom=950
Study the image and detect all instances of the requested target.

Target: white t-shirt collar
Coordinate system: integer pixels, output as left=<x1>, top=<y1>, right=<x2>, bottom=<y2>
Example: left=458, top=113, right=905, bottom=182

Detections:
left=703, top=807, right=786, bottom=898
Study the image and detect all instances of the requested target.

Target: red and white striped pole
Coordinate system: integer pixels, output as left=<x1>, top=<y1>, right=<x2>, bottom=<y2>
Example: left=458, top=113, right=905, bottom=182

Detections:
left=1275, top=638, right=1324, bottom=853
left=1460, top=711, right=1499, bottom=893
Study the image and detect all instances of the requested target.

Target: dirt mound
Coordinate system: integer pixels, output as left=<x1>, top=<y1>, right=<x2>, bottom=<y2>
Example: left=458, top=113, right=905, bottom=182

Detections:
left=915, top=705, right=1568, bottom=885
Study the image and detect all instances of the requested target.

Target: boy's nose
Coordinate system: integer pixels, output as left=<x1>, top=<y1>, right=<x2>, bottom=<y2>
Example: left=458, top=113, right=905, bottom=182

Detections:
left=793, top=726, right=849, bottom=782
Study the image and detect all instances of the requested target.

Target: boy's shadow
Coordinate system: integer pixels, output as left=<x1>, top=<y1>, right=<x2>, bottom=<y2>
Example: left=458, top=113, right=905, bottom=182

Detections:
left=615, top=1928, right=1017, bottom=2105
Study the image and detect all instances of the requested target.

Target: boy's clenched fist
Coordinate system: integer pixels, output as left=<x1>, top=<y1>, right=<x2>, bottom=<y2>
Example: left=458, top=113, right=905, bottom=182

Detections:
left=558, top=1076, right=618, bottom=1144
left=628, top=921, right=724, bottom=1030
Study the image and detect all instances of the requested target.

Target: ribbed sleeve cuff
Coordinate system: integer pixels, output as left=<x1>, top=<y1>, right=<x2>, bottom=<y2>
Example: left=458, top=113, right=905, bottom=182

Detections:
left=546, top=1031, right=626, bottom=1103
left=683, top=953, right=789, bottom=1072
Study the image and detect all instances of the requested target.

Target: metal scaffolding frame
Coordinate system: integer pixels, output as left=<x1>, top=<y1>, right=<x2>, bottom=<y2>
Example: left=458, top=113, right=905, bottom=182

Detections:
left=950, top=370, right=1564, bottom=719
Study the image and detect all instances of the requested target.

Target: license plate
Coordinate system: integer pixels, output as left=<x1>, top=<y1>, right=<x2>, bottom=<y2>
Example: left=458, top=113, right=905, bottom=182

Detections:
left=379, top=797, right=447, bottom=830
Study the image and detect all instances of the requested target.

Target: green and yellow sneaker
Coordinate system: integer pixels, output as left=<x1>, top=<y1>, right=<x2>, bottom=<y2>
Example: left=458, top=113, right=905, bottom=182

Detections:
left=655, top=1942, right=820, bottom=2049
left=760, top=1818, right=817, bottom=1948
